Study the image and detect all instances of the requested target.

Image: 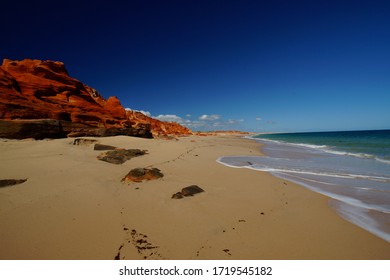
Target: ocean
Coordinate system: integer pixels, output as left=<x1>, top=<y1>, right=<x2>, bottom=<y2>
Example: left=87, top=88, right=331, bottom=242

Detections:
left=217, top=129, right=390, bottom=242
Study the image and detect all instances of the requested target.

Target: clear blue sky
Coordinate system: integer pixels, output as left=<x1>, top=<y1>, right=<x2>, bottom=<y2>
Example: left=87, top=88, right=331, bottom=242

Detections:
left=2, top=0, right=389, bottom=132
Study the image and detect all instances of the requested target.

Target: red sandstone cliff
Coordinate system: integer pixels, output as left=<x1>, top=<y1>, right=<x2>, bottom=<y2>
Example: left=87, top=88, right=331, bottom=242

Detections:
left=126, top=110, right=192, bottom=137
left=0, top=59, right=192, bottom=139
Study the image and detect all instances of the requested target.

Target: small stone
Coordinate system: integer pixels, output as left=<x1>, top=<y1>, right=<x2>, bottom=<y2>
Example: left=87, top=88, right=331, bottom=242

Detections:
left=181, top=185, right=204, bottom=196
left=171, top=185, right=205, bottom=199
left=171, top=192, right=184, bottom=199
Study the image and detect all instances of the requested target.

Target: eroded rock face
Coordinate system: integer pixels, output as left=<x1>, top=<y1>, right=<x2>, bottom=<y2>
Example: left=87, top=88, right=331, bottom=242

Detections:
left=0, top=59, right=191, bottom=139
left=0, top=119, right=64, bottom=139
left=122, top=168, right=164, bottom=183
left=126, top=110, right=192, bottom=138
left=0, top=59, right=127, bottom=125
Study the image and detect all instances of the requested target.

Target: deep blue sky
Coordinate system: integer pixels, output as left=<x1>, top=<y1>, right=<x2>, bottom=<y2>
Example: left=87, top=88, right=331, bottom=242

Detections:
left=2, top=0, right=389, bottom=132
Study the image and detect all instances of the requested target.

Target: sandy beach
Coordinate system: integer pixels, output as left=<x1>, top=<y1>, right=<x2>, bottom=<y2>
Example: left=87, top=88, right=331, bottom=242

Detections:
left=0, top=135, right=389, bottom=260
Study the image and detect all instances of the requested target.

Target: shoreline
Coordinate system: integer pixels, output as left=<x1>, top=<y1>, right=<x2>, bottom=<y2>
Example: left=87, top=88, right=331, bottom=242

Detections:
left=219, top=133, right=390, bottom=244
left=0, top=135, right=389, bottom=259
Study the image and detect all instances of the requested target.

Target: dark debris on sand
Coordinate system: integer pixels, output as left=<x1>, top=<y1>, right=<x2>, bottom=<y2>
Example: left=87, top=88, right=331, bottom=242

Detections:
left=93, top=143, right=117, bottom=151
left=0, top=179, right=27, bottom=188
left=72, top=138, right=98, bottom=146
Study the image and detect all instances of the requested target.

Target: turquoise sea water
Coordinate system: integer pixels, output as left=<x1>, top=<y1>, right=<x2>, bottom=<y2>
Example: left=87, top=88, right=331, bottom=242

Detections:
left=218, top=130, right=390, bottom=242
left=257, top=130, right=390, bottom=163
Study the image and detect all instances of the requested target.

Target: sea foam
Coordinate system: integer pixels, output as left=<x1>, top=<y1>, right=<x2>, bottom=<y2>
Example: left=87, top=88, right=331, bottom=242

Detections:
left=218, top=131, right=390, bottom=243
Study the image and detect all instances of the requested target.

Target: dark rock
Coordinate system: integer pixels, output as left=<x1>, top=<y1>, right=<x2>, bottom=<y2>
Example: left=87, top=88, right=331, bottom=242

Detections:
left=73, top=138, right=98, bottom=145
left=171, top=185, right=205, bottom=199
left=122, top=168, right=163, bottom=183
left=0, top=179, right=27, bottom=188
left=0, top=119, right=64, bottom=139
left=171, top=192, right=184, bottom=199
left=0, top=118, right=152, bottom=140
left=93, top=143, right=117, bottom=150
left=97, top=149, right=147, bottom=164
left=101, top=127, right=153, bottom=138
left=181, top=185, right=204, bottom=196
left=129, top=168, right=147, bottom=177
left=66, top=126, right=153, bottom=139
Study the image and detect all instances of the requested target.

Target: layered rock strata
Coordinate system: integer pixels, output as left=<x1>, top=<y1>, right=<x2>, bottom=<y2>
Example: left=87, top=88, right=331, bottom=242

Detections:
left=0, top=59, right=191, bottom=139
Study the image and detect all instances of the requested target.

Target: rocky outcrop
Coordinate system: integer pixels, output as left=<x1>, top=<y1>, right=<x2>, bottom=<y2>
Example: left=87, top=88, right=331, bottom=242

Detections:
left=126, top=110, right=192, bottom=138
left=0, top=59, right=191, bottom=139
left=65, top=125, right=152, bottom=138
left=194, top=130, right=250, bottom=136
left=121, top=168, right=164, bottom=183
left=0, top=59, right=128, bottom=125
left=97, top=149, right=147, bottom=164
left=0, top=119, right=64, bottom=139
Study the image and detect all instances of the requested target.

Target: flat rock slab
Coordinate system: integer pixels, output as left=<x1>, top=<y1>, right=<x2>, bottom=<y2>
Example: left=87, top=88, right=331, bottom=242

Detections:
left=0, top=119, right=63, bottom=139
left=93, top=144, right=117, bottom=150
left=122, top=168, right=164, bottom=183
left=0, top=179, right=27, bottom=188
left=171, top=185, right=204, bottom=199
left=73, top=138, right=98, bottom=146
left=97, top=149, right=147, bottom=164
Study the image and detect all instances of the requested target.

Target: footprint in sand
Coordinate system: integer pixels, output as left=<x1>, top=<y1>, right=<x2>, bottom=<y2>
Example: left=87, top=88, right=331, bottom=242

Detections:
left=223, top=249, right=232, bottom=256
left=114, top=227, right=163, bottom=260
left=197, top=219, right=250, bottom=258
